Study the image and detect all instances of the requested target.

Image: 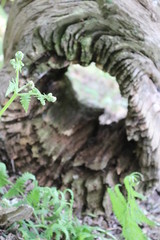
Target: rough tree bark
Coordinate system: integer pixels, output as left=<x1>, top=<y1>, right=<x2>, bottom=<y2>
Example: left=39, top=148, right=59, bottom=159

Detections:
left=0, top=0, right=160, bottom=216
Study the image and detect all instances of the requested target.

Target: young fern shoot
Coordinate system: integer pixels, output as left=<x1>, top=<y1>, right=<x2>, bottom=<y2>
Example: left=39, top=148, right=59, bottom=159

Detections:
left=0, top=51, right=56, bottom=117
left=108, top=173, right=156, bottom=240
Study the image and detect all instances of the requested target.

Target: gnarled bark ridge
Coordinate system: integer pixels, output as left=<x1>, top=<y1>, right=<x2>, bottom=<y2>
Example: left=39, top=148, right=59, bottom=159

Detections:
left=0, top=0, right=160, bottom=215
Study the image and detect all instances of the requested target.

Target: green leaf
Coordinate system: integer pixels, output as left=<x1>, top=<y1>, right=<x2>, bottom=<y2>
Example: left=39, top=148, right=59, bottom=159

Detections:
left=4, top=172, right=35, bottom=198
left=20, top=93, right=31, bottom=112
left=123, top=212, right=147, bottom=240
left=19, top=222, right=39, bottom=240
left=5, top=78, right=16, bottom=97
left=29, top=88, right=45, bottom=105
left=0, top=162, right=10, bottom=187
left=108, top=186, right=126, bottom=226
left=47, top=223, right=70, bottom=240
left=27, top=185, right=40, bottom=208
left=108, top=172, right=157, bottom=240
left=29, top=88, right=57, bottom=106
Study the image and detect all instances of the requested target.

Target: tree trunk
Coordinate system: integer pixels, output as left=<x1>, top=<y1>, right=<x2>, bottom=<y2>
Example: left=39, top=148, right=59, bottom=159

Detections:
left=1, top=0, right=160, bottom=215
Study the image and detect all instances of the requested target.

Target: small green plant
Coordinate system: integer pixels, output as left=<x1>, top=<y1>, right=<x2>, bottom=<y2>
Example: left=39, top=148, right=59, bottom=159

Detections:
left=0, top=51, right=56, bottom=117
left=0, top=162, right=116, bottom=240
left=108, top=172, right=156, bottom=240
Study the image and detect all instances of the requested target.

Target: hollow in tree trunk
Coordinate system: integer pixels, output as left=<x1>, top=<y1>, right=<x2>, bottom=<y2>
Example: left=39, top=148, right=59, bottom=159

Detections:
left=0, top=0, right=160, bottom=215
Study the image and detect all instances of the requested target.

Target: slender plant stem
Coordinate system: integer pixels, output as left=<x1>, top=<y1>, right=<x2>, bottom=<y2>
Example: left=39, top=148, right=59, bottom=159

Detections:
left=18, top=82, right=30, bottom=93
left=0, top=92, right=17, bottom=117
left=16, top=68, right=19, bottom=91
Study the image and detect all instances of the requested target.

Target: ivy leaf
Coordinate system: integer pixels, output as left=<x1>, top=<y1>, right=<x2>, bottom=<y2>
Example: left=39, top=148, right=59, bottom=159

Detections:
left=20, top=94, right=31, bottom=112
left=5, top=78, right=16, bottom=97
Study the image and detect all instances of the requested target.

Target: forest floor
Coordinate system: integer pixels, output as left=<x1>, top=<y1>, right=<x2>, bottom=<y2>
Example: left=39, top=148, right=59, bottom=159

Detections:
left=0, top=185, right=160, bottom=239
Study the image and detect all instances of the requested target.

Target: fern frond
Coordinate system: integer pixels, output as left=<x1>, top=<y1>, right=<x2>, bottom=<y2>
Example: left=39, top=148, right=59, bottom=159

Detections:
left=5, top=78, right=16, bottom=97
left=0, top=163, right=113, bottom=240
left=55, top=232, right=62, bottom=240
left=29, top=88, right=56, bottom=106
left=132, top=190, right=145, bottom=201
left=123, top=209, right=147, bottom=240
left=46, top=223, right=70, bottom=240
left=124, top=172, right=142, bottom=194
left=19, top=93, right=31, bottom=112
left=29, top=88, right=45, bottom=105
left=131, top=202, right=155, bottom=227
left=26, top=185, right=40, bottom=208
left=124, top=173, right=155, bottom=227
left=108, top=172, right=156, bottom=240
left=4, top=172, right=35, bottom=198
left=0, top=162, right=10, bottom=187
left=114, top=184, right=126, bottom=206
left=108, top=186, right=126, bottom=225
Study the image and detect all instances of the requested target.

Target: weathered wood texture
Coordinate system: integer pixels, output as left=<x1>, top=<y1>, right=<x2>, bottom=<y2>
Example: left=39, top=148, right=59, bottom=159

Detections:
left=0, top=0, right=160, bottom=214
